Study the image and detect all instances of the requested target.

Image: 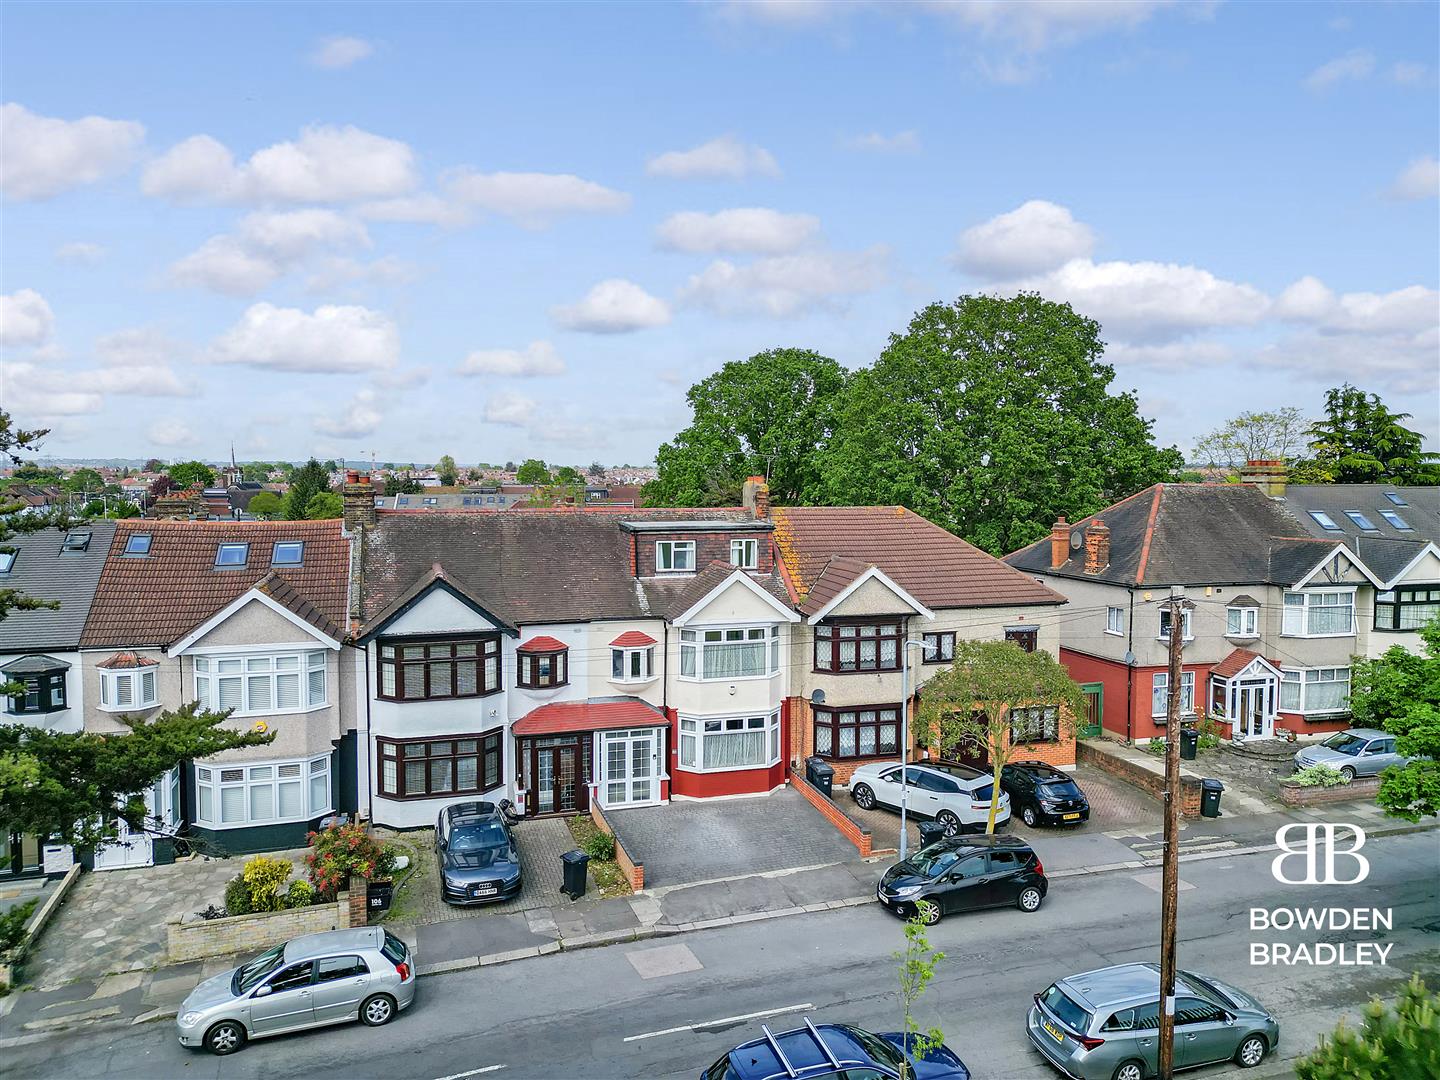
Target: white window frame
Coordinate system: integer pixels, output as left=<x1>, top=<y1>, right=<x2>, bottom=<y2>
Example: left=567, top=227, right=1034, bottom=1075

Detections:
left=610, top=646, right=655, bottom=684
left=1281, top=588, right=1356, bottom=638
left=1225, top=606, right=1259, bottom=638
left=676, top=710, right=781, bottom=773
left=655, top=540, right=696, bottom=573
left=1151, top=670, right=1195, bottom=717
left=678, top=625, right=780, bottom=681
left=1279, top=667, right=1351, bottom=714
left=1158, top=608, right=1193, bottom=642
left=98, top=667, right=159, bottom=712
left=730, top=538, right=758, bottom=569
left=195, top=754, right=332, bottom=829
left=1105, top=606, right=1124, bottom=636
left=193, top=650, right=328, bottom=716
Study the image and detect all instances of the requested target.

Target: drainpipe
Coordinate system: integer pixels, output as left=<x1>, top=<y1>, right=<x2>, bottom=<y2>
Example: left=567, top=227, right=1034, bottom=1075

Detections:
left=1125, top=588, right=1137, bottom=744
left=362, top=644, right=374, bottom=824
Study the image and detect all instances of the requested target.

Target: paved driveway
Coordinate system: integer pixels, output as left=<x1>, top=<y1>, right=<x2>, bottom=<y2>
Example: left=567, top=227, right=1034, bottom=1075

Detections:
left=605, top=787, right=857, bottom=888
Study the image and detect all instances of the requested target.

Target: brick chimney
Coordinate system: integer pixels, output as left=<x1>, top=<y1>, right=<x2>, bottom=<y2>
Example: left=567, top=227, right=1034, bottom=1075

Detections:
left=1083, top=518, right=1110, bottom=575
left=1049, top=516, right=1069, bottom=569
left=343, top=471, right=377, bottom=532
left=742, top=476, right=770, bottom=520
left=150, top=486, right=206, bottom=520
left=1239, top=459, right=1287, bottom=498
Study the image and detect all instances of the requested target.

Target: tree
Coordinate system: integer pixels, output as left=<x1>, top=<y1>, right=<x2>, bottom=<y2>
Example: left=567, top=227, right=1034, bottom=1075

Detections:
left=385, top=474, right=422, bottom=496
left=63, top=467, right=105, bottom=494
left=436, top=454, right=459, bottom=487
left=894, top=913, right=946, bottom=1078
left=917, top=638, right=1086, bottom=834
left=166, top=461, right=216, bottom=489
left=142, top=458, right=165, bottom=473
left=646, top=349, right=849, bottom=508
left=1303, top=384, right=1440, bottom=486
left=588, top=462, right=605, bottom=478
left=0, top=409, right=65, bottom=633
left=304, top=491, right=344, bottom=519
left=81, top=498, right=107, bottom=518
left=284, top=458, right=331, bottom=520
left=516, top=458, right=552, bottom=484
left=0, top=703, right=273, bottom=849
left=1296, top=974, right=1439, bottom=1080
left=1192, top=407, right=1310, bottom=467
left=820, top=294, right=1184, bottom=554
left=241, top=462, right=274, bottom=483
left=1349, top=618, right=1440, bottom=821
left=554, top=465, right=583, bottom=485
left=247, top=491, right=285, bottom=519
left=147, top=475, right=176, bottom=500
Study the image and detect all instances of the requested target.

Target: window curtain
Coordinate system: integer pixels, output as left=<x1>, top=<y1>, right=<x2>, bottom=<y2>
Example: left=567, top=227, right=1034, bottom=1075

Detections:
left=702, top=641, right=766, bottom=678
left=1307, top=593, right=1353, bottom=635
left=704, top=729, right=767, bottom=768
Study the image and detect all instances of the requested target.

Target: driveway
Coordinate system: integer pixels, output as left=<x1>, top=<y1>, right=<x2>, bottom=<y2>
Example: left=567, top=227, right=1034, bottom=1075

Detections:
left=605, top=786, right=858, bottom=888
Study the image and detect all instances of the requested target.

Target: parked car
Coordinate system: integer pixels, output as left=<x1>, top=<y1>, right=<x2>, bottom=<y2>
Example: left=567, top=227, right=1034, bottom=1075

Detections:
left=175, top=927, right=415, bottom=1055
left=703, top=1018, right=971, bottom=1080
left=1293, top=728, right=1409, bottom=781
left=1027, top=963, right=1279, bottom=1080
left=850, top=762, right=1011, bottom=834
left=1000, top=761, right=1091, bottom=827
left=436, top=800, right=523, bottom=905
left=876, top=834, right=1046, bottom=924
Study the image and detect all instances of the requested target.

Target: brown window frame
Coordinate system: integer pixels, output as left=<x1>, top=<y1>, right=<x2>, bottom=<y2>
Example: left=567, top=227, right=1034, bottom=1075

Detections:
left=377, top=730, right=503, bottom=799
left=812, top=703, right=902, bottom=760
left=921, top=632, right=955, bottom=665
left=517, top=648, right=568, bottom=689
left=1004, top=627, right=1039, bottom=653
left=376, top=634, right=502, bottom=701
left=813, top=619, right=903, bottom=673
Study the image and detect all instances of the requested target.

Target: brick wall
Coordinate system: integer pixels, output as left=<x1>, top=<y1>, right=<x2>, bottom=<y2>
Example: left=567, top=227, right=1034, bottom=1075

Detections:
left=347, top=875, right=369, bottom=928
left=1279, top=775, right=1380, bottom=807
left=1077, top=739, right=1203, bottom=818
left=589, top=800, right=645, bottom=891
left=167, top=898, right=349, bottom=963
left=789, top=767, right=873, bottom=857
left=633, top=531, right=774, bottom=575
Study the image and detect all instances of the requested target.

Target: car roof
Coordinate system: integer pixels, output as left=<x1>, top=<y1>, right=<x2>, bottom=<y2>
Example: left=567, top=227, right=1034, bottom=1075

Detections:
left=924, top=761, right=984, bottom=781
left=1340, top=728, right=1387, bottom=739
left=1059, top=964, right=1162, bottom=1008
left=724, top=1022, right=882, bottom=1080
left=284, top=927, right=381, bottom=961
left=1009, top=761, right=1070, bottom=778
left=441, top=799, right=502, bottom=823
left=930, top=834, right=1033, bottom=855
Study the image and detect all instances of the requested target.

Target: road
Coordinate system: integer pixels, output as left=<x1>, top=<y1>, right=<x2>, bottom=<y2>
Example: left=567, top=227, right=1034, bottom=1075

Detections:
left=5, top=832, right=1437, bottom=1080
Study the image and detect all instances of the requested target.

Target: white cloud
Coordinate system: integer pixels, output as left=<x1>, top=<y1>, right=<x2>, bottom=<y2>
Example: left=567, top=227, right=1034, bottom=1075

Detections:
left=646, top=135, right=781, bottom=180
left=1274, top=276, right=1438, bottom=334
left=954, top=200, right=1096, bottom=278
left=54, top=241, right=106, bottom=265
left=356, top=193, right=472, bottom=227
left=314, top=388, right=383, bottom=437
left=0, top=103, right=144, bottom=200
left=1391, top=61, right=1428, bottom=86
left=0, top=360, right=103, bottom=416
left=655, top=208, right=820, bottom=254
left=373, top=365, right=432, bottom=390
left=458, top=340, right=567, bottom=377
left=142, top=125, right=418, bottom=204
left=680, top=247, right=887, bottom=317
left=1303, top=49, right=1375, bottom=92
left=86, top=327, right=197, bottom=395
left=1255, top=328, right=1439, bottom=396
left=484, top=391, right=537, bottom=427
left=1390, top=156, right=1439, bottom=200
left=528, top=415, right=607, bottom=446
left=1105, top=340, right=1234, bottom=372
left=304, top=254, right=417, bottom=293
left=208, top=302, right=399, bottom=372
left=239, top=208, right=370, bottom=259
left=552, top=279, right=672, bottom=333
left=148, top=418, right=198, bottom=447
left=444, top=169, right=630, bottom=228
left=843, top=131, right=921, bottom=154
left=169, top=209, right=371, bottom=296
left=310, top=35, right=374, bottom=69
left=0, top=288, right=55, bottom=346
left=88, top=365, right=196, bottom=397
left=170, top=237, right=284, bottom=295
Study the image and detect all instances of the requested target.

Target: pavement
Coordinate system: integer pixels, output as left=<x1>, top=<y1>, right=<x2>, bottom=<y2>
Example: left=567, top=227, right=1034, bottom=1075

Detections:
left=4, top=829, right=1436, bottom=1079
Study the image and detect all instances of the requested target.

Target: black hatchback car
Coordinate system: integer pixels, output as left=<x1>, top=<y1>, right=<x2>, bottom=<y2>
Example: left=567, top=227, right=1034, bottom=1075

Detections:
left=876, top=834, right=1047, bottom=924
left=436, top=801, right=522, bottom=906
left=1000, top=761, right=1090, bottom=827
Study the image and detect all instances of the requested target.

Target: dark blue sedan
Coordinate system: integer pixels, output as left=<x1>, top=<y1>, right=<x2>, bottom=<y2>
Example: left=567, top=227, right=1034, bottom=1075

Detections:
left=703, top=1019, right=970, bottom=1080
left=436, top=801, right=522, bottom=905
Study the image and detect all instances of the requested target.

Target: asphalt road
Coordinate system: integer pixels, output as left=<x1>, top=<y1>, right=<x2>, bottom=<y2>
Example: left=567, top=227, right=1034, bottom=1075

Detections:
left=5, top=832, right=1437, bottom=1080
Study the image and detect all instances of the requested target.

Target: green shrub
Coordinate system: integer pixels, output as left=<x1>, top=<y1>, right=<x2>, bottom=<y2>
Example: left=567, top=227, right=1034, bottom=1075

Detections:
left=243, top=855, right=294, bottom=912
left=305, top=822, right=396, bottom=899
left=223, top=874, right=252, bottom=916
left=1293, top=763, right=1351, bottom=788
left=1296, top=974, right=1439, bottom=1079
left=284, top=880, right=316, bottom=908
left=582, top=830, right=616, bottom=862
left=0, top=898, right=40, bottom=954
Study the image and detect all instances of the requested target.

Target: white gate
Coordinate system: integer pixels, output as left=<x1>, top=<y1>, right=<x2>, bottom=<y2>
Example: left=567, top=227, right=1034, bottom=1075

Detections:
left=91, top=818, right=153, bottom=871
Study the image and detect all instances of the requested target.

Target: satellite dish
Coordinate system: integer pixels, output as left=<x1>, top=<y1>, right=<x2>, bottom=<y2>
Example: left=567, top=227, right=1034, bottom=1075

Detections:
left=810, top=689, right=826, bottom=705
left=1069, top=529, right=1084, bottom=550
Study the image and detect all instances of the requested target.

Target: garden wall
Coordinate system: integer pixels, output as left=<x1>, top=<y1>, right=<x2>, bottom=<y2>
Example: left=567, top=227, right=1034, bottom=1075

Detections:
left=166, top=876, right=367, bottom=963
left=1279, top=775, right=1381, bottom=807
left=589, top=802, right=644, bottom=891
left=1077, top=739, right=1203, bottom=818
left=790, top=767, right=875, bottom=857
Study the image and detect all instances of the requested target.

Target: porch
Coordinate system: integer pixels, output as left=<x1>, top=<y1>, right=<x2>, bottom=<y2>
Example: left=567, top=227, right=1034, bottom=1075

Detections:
left=513, top=698, right=669, bottom=819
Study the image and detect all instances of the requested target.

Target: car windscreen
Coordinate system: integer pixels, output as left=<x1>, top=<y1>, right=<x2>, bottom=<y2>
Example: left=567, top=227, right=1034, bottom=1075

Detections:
left=843, top=1027, right=905, bottom=1070
left=1039, top=984, right=1093, bottom=1033
left=1038, top=779, right=1082, bottom=797
left=1321, top=732, right=1367, bottom=755
left=381, top=930, right=408, bottom=965
left=450, top=821, right=509, bottom=852
left=1180, top=970, right=1237, bottom=1009
left=901, top=848, right=961, bottom=878
left=234, top=943, right=286, bottom=993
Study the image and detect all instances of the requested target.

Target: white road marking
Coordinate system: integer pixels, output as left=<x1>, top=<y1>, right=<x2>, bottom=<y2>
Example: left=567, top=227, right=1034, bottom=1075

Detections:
left=623, top=1002, right=815, bottom=1042
left=433, top=1066, right=506, bottom=1080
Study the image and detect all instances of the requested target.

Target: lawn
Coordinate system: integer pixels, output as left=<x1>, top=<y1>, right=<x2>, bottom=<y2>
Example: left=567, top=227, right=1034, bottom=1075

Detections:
left=566, top=816, right=633, bottom=899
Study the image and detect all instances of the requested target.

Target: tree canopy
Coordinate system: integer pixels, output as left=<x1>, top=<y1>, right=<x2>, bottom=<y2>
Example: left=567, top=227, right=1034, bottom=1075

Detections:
left=304, top=491, right=344, bottom=519
left=166, top=460, right=216, bottom=489
left=241, top=462, right=274, bottom=483
left=516, top=458, right=552, bottom=484
left=436, top=454, right=459, bottom=487
left=247, top=490, right=284, bottom=519
left=1192, top=408, right=1310, bottom=467
left=0, top=409, right=65, bottom=633
left=285, top=458, right=331, bottom=520
left=555, top=465, right=584, bottom=485
left=1296, top=974, right=1439, bottom=1080
left=1301, top=384, right=1440, bottom=486
left=1350, top=618, right=1440, bottom=821
left=385, top=474, right=422, bottom=496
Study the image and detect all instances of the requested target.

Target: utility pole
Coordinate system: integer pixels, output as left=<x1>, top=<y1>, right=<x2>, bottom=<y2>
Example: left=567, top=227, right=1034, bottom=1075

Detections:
left=1157, top=587, right=1188, bottom=1080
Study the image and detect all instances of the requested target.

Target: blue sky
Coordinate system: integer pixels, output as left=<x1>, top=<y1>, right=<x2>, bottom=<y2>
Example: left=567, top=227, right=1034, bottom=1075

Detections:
left=2, top=1, right=1436, bottom=466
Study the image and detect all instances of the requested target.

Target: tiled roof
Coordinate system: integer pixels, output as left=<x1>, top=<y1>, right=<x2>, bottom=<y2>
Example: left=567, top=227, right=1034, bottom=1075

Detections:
left=773, top=506, right=1063, bottom=611
left=644, top=561, right=793, bottom=622
left=511, top=697, right=667, bottom=736
left=1212, top=647, right=1265, bottom=679
left=1, top=653, right=70, bottom=674
left=0, top=522, right=116, bottom=653
left=80, top=520, right=349, bottom=648
left=96, top=651, right=160, bottom=669
left=518, top=635, right=567, bottom=653
left=1281, top=485, right=1440, bottom=546
left=609, top=630, right=657, bottom=647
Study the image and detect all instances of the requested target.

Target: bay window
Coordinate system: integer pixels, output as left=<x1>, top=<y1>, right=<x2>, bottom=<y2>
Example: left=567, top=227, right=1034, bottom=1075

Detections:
left=611, top=646, right=654, bottom=682
left=377, top=731, right=503, bottom=798
left=1282, top=590, right=1355, bottom=637
left=99, top=666, right=158, bottom=711
left=813, top=705, right=901, bottom=759
left=378, top=636, right=501, bottom=700
left=1158, top=608, right=1193, bottom=641
left=1151, top=671, right=1195, bottom=717
left=680, top=625, right=779, bottom=679
left=194, top=651, right=327, bottom=714
left=518, top=647, right=568, bottom=689
left=1279, top=667, right=1350, bottom=714
left=1225, top=606, right=1259, bottom=638
left=678, top=711, right=780, bottom=771
left=814, top=620, right=901, bottom=673
left=1375, top=587, right=1440, bottom=631
left=195, top=754, right=331, bottom=827
left=3, top=661, right=67, bottom=714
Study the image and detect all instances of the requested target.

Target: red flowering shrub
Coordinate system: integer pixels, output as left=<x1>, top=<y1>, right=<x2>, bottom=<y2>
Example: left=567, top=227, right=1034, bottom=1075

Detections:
left=304, top=822, right=396, bottom=899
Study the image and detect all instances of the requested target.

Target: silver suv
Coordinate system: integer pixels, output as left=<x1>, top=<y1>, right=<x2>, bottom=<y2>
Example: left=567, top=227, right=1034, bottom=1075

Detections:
left=1027, top=963, right=1278, bottom=1080
left=175, top=927, right=416, bottom=1055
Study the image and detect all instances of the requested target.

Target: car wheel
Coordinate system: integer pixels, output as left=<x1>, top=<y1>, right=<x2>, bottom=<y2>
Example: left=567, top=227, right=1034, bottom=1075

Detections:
left=916, top=900, right=941, bottom=926
left=1017, top=886, right=1043, bottom=912
left=1112, top=1060, right=1145, bottom=1080
left=360, top=994, right=396, bottom=1027
left=1235, top=1034, right=1267, bottom=1068
left=1022, top=805, right=1038, bottom=827
left=936, top=810, right=961, bottom=836
left=205, top=1020, right=246, bottom=1056
left=853, top=784, right=876, bottom=810
left=1340, top=766, right=1356, bottom=781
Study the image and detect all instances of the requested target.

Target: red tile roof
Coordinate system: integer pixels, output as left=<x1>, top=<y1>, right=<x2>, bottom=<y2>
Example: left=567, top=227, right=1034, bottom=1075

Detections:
left=609, top=630, right=657, bottom=647
left=518, top=635, right=567, bottom=653
left=80, top=520, right=349, bottom=648
left=96, top=651, right=160, bottom=669
left=512, top=698, right=667, bottom=737
left=1211, top=647, right=1268, bottom=679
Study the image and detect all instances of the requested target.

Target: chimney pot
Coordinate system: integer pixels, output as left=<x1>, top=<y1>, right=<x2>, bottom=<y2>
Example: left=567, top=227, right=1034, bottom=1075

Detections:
left=1083, top=518, right=1111, bottom=575
left=1049, top=515, right=1069, bottom=570
left=1239, top=459, right=1287, bottom=498
left=345, top=469, right=359, bottom=484
left=742, top=476, right=770, bottom=520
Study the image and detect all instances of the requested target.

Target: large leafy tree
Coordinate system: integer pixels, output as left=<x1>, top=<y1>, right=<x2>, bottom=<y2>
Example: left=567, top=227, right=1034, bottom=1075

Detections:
left=1300, top=384, right=1440, bottom=485
left=385, top=474, right=422, bottom=496
left=284, top=457, right=331, bottom=520
left=646, top=348, right=848, bottom=508
left=0, top=410, right=66, bottom=634
left=1349, top=618, right=1440, bottom=821
left=1192, top=407, right=1310, bottom=467
left=304, top=491, right=344, bottom=519
left=515, top=458, right=552, bottom=484
left=247, top=491, right=284, bottom=519
left=819, top=294, right=1183, bottom=554
left=435, top=454, right=459, bottom=487
left=166, top=460, right=216, bottom=489
left=554, top=464, right=584, bottom=485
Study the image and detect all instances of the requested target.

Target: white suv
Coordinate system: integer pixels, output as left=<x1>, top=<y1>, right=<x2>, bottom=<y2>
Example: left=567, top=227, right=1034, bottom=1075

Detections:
left=849, top=762, right=1010, bottom=834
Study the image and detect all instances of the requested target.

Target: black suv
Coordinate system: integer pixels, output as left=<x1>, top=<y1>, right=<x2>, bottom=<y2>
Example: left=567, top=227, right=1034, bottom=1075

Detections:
left=436, top=801, right=522, bottom=905
left=999, top=761, right=1090, bottom=827
left=875, top=834, right=1047, bottom=924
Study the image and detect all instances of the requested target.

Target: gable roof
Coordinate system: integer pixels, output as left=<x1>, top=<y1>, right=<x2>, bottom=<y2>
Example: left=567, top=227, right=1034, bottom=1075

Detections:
left=80, top=520, right=348, bottom=649
left=801, top=563, right=935, bottom=622
left=772, top=506, right=1063, bottom=611
left=1211, top=647, right=1283, bottom=680
left=0, top=522, right=116, bottom=653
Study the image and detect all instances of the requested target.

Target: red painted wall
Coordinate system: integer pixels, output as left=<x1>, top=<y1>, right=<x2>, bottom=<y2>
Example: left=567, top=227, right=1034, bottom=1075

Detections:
left=1060, top=649, right=1132, bottom=739
left=665, top=705, right=786, bottom=798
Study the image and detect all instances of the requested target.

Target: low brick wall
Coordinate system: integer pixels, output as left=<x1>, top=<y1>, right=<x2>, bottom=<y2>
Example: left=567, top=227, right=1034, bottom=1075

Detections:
left=166, top=875, right=368, bottom=963
left=1078, top=739, right=1203, bottom=818
left=1279, top=775, right=1381, bottom=807
left=589, top=802, right=644, bottom=891
left=790, top=767, right=873, bottom=858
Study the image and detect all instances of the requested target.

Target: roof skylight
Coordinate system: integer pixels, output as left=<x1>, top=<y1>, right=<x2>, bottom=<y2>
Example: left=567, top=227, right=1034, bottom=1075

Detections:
left=1308, top=511, right=1341, bottom=531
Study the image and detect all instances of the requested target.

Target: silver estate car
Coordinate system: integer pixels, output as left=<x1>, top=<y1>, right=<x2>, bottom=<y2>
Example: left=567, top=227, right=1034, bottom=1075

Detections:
left=1027, top=963, right=1278, bottom=1080
left=176, top=927, right=416, bottom=1055
left=1294, top=727, right=1409, bottom=780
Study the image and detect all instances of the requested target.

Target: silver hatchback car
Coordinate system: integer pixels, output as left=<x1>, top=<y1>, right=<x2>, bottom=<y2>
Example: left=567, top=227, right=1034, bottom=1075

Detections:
left=176, top=927, right=416, bottom=1055
left=1294, top=728, right=1409, bottom=780
left=1027, top=963, right=1278, bottom=1080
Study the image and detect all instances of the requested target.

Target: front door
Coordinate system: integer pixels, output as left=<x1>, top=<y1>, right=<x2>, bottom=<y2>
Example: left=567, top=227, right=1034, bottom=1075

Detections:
left=601, top=729, right=659, bottom=808
left=91, top=817, right=153, bottom=871
left=527, top=736, right=587, bottom=816
left=1235, top=679, right=1273, bottom=739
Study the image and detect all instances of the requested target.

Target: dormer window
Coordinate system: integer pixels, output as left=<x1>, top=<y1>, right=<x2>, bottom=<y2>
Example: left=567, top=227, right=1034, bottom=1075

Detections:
left=125, top=533, right=152, bottom=556
left=730, top=538, right=758, bottom=569
left=61, top=530, right=91, bottom=552
left=656, top=540, right=695, bottom=573
left=271, top=541, right=304, bottom=566
left=517, top=637, right=569, bottom=689
left=215, top=542, right=249, bottom=567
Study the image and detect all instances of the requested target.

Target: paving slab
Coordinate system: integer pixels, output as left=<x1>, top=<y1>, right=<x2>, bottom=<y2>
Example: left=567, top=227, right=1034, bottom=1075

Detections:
left=415, top=911, right=553, bottom=969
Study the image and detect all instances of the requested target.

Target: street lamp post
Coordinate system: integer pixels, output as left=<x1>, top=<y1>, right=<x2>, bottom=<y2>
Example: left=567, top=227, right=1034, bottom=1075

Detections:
left=898, top=637, right=929, bottom=860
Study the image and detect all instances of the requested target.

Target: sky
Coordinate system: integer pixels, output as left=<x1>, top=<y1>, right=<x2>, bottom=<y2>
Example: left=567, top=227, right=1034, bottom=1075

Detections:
left=1, top=0, right=1437, bottom=467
